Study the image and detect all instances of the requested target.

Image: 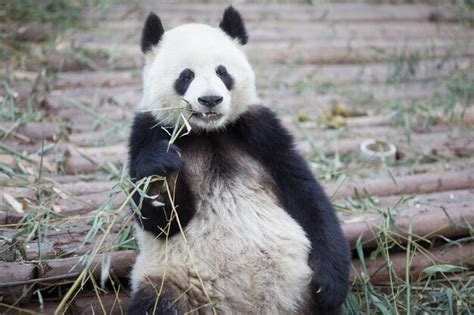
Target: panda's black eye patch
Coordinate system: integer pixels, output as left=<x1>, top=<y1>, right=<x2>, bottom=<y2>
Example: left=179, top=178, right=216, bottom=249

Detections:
left=174, top=68, right=194, bottom=96
left=216, top=65, right=227, bottom=77
left=216, top=65, right=234, bottom=90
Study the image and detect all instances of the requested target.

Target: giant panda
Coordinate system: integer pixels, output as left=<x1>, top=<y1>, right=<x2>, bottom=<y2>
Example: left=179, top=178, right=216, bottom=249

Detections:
left=127, top=6, right=350, bottom=315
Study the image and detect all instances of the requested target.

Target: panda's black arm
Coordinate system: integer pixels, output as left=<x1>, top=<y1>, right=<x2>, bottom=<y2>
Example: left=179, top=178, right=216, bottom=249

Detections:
left=128, top=112, right=195, bottom=237
left=234, top=106, right=350, bottom=310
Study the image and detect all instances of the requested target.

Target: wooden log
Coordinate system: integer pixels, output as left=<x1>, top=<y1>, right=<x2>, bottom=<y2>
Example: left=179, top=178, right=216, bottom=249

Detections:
left=343, top=203, right=474, bottom=247
left=5, top=242, right=473, bottom=291
left=69, top=129, right=128, bottom=146
left=71, top=292, right=129, bottom=315
left=45, top=54, right=87, bottom=72
left=0, top=262, right=35, bottom=303
left=74, top=20, right=474, bottom=43
left=59, top=181, right=117, bottom=196
left=0, top=300, right=59, bottom=314
left=62, top=130, right=473, bottom=174
left=85, top=4, right=470, bottom=23
left=0, top=251, right=136, bottom=289
left=60, top=125, right=473, bottom=174
left=48, top=174, right=111, bottom=184
left=267, top=80, right=439, bottom=103
left=54, top=70, right=139, bottom=89
left=78, top=39, right=474, bottom=66
left=36, top=250, right=136, bottom=282
left=63, top=145, right=127, bottom=174
left=257, top=58, right=471, bottom=88
left=63, top=154, right=123, bottom=175
left=0, top=154, right=17, bottom=168
left=0, top=209, right=474, bottom=287
left=351, top=242, right=474, bottom=283
left=249, top=22, right=474, bottom=41
left=0, top=121, right=61, bottom=142
left=326, top=170, right=474, bottom=198
left=298, top=129, right=474, bottom=156
left=11, top=23, right=52, bottom=42
left=335, top=105, right=473, bottom=129
left=24, top=233, right=120, bottom=261
left=54, top=191, right=125, bottom=215
left=0, top=292, right=128, bottom=314
left=2, top=181, right=116, bottom=200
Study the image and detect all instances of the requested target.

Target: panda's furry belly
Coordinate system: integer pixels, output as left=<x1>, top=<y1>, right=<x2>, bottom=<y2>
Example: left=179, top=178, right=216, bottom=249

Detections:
left=131, top=146, right=312, bottom=314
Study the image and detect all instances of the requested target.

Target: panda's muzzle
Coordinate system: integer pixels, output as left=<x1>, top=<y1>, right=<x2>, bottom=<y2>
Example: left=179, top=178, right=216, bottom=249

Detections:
left=194, top=95, right=224, bottom=121
left=198, top=95, right=223, bottom=108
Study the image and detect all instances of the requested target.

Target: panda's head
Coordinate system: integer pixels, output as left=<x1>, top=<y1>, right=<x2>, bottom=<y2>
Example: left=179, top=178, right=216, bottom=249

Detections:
left=138, top=6, right=259, bottom=131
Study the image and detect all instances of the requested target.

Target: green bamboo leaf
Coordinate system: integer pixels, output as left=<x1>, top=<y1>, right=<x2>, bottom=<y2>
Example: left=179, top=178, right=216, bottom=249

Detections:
left=423, top=264, right=467, bottom=275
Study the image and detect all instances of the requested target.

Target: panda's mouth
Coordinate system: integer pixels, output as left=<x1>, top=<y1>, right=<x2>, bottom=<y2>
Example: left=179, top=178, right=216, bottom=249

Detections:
left=196, top=111, right=223, bottom=121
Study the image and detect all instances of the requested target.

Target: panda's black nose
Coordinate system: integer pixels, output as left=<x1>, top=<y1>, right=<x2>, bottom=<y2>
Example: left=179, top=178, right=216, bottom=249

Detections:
left=198, top=95, right=223, bottom=108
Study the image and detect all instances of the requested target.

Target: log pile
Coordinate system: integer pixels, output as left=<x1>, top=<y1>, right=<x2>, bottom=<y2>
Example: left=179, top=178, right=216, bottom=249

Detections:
left=1, top=1, right=473, bottom=312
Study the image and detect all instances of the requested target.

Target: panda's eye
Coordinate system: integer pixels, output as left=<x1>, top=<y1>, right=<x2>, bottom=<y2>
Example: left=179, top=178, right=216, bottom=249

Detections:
left=175, top=69, right=195, bottom=96
left=216, top=65, right=234, bottom=90
left=180, top=69, right=194, bottom=82
left=216, top=65, right=227, bottom=78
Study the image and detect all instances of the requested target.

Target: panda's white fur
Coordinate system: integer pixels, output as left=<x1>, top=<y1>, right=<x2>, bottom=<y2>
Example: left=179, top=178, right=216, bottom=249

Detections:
left=138, top=23, right=259, bottom=132
left=131, top=145, right=312, bottom=313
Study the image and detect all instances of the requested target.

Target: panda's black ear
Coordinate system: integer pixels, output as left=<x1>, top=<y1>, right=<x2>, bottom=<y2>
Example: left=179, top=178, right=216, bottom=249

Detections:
left=141, top=12, right=165, bottom=54
left=219, top=6, right=248, bottom=45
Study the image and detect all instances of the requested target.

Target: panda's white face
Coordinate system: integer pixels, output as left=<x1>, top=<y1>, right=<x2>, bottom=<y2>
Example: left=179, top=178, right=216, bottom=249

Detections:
left=139, top=23, right=259, bottom=131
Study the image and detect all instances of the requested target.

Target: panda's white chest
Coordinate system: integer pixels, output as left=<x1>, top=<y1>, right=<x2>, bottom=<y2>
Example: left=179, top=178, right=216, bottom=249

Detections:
left=134, top=146, right=312, bottom=314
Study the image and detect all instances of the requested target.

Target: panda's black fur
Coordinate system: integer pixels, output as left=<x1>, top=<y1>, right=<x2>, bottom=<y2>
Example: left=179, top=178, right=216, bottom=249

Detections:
left=128, top=6, right=350, bottom=315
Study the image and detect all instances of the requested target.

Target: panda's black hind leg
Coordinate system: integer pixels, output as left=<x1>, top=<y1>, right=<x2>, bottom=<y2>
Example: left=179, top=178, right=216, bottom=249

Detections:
left=127, top=281, right=182, bottom=315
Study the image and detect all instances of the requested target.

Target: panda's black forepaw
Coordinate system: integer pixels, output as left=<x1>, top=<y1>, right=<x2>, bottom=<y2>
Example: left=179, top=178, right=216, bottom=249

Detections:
left=132, top=140, right=183, bottom=180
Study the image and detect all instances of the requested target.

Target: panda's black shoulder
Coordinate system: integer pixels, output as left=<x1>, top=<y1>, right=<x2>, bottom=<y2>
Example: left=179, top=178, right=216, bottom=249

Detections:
left=233, top=105, right=286, bottom=133
left=229, top=105, right=297, bottom=161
